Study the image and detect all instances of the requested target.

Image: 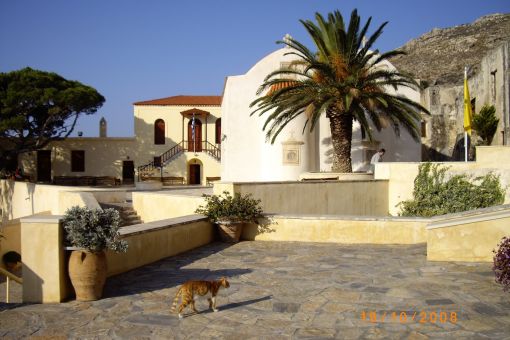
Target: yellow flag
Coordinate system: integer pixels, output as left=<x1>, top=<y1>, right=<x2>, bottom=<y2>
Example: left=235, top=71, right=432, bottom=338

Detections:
left=463, top=76, right=473, bottom=136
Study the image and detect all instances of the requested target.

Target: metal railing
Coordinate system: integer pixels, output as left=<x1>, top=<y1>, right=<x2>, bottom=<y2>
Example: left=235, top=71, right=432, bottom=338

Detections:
left=0, top=267, right=22, bottom=303
left=137, top=140, right=221, bottom=180
left=137, top=141, right=185, bottom=179
left=184, top=141, right=221, bottom=160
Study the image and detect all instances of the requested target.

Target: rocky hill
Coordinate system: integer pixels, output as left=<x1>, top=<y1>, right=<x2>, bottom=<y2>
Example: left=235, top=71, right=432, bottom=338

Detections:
left=390, top=13, right=510, bottom=86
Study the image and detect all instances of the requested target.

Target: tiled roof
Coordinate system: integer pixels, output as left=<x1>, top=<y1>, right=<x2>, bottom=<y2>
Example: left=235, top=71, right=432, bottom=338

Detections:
left=134, top=95, right=222, bottom=106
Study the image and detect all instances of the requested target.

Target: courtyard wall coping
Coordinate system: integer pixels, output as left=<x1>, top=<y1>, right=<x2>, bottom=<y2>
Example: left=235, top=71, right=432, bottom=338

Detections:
left=217, top=179, right=388, bottom=185
left=267, top=213, right=431, bottom=222
left=119, top=214, right=208, bottom=236
left=20, top=214, right=63, bottom=224
left=427, top=204, right=510, bottom=229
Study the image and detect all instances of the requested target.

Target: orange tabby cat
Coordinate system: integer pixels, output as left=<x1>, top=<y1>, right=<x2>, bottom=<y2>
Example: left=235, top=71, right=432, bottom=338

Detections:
left=170, top=277, right=230, bottom=318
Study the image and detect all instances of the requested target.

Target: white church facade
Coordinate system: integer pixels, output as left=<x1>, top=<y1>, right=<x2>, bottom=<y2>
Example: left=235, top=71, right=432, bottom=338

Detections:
left=221, top=47, right=422, bottom=182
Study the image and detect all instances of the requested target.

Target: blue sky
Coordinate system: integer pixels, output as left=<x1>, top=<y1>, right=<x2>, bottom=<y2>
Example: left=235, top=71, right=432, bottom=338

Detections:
left=1, top=0, right=509, bottom=137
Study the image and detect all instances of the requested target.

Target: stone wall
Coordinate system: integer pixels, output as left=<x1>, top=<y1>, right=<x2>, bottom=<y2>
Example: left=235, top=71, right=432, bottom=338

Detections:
left=421, top=41, right=509, bottom=160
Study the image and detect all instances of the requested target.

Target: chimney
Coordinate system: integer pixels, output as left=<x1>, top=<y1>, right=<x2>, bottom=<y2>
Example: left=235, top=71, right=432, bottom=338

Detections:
left=99, top=117, right=107, bottom=137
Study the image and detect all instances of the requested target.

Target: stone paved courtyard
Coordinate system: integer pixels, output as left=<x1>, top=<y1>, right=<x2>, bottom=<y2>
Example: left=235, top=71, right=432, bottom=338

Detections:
left=1, top=241, right=509, bottom=339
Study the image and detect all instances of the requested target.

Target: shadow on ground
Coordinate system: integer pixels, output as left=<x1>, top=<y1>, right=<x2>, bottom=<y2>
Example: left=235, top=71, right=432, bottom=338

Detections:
left=179, top=295, right=273, bottom=318
left=103, top=242, right=251, bottom=298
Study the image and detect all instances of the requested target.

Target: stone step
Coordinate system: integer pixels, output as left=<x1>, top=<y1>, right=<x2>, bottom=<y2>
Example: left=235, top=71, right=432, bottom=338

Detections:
left=99, top=202, right=143, bottom=227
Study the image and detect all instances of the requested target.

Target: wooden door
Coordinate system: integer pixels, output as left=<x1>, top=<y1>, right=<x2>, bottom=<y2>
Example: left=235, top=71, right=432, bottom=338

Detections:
left=187, top=119, right=202, bottom=151
left=37, top=150, right=52, bottom=182
left=122, top=160, right=134, bottom=184
left=189, top=164, right=201, bottom=185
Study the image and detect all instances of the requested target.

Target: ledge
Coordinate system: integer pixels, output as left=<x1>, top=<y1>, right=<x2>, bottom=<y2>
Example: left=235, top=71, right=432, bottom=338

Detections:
left=20, top=215, right=63, bottom=224
left=427, top=204, right=510, bottom=229
left=119, top=214, right=208, bottom=236
left=268, top=213, right=431, bottom=222
left=217, top=179, right=387, bottom=186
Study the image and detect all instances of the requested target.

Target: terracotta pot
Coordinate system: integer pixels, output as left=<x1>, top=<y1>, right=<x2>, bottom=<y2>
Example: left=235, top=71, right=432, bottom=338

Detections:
left=68, top=250, right=107, bottom=301
left=217, top=221, right=244, bottom=243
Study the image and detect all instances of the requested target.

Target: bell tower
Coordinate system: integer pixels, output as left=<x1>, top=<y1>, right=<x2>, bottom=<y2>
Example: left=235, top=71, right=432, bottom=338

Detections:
left=99, top=117, right=107, bottom=137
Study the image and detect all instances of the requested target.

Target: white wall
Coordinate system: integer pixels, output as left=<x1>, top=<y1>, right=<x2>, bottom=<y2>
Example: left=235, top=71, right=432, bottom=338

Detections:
left=221, top=48, right=317, bottom=182
left=222, top=48, right=422, bottom=180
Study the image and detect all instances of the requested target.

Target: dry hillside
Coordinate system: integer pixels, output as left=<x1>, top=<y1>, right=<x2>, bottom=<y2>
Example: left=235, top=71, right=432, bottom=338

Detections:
left=390, top=13, right=510, bottom=86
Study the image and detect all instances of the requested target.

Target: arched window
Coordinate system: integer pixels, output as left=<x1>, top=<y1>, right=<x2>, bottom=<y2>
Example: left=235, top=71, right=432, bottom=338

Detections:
left=215, top=118, right=222, bottom=144
left=154, top=119, right=165, bottom=145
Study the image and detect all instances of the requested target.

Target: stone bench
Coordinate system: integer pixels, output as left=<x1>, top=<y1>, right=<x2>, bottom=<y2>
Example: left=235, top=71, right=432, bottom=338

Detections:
left=206, top=177, right=221, bottom=186
left=53, top=176, right=120, bottom=186
left=140, top=176, right=185, bottom=185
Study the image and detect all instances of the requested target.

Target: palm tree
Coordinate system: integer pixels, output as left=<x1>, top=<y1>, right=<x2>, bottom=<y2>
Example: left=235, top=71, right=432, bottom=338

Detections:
left=250, top=9, right=428, bottom=172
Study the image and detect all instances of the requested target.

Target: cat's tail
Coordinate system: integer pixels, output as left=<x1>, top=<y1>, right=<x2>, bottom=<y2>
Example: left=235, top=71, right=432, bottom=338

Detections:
left=170, top=287, right=182, bottom=313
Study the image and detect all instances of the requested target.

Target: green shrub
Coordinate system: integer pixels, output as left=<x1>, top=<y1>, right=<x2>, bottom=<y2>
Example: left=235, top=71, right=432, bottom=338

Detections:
left=63, top=206, right=128, bottom=253
left=195, top=191, right=263, bottom=223
left=398, top=163, right=505, bottom=217
left=473, top=104, right=499, bottom=146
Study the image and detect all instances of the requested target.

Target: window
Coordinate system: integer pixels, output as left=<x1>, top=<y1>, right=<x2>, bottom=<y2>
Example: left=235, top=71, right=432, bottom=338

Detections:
left=215, top=118, right=222, bottom=144
left=154, top=119, right=165, bottom=145
left=71, top=150, right=85, bottom=172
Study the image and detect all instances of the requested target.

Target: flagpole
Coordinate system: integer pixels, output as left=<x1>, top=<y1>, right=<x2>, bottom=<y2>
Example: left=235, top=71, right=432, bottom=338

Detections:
left=464, top=132, right=468, bottom=162
left=464, top=67, right=468, bottom=162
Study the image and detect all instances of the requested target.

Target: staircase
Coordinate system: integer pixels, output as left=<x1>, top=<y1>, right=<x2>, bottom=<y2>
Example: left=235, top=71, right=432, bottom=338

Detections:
left=137, top=141, right=185, bottom=177
left=137, top=140, right=221, bottom=180
left=100, top=202, right=143, bottom=227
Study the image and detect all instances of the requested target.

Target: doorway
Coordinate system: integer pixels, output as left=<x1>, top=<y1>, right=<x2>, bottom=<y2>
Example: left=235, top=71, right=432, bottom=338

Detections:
left=37, top=150, right=52, bottom=182
left=189, top=164, right=201, bottom=185
left=187, top=119, right=202, bottom=152
left=122, top=160, right=135, bottom=184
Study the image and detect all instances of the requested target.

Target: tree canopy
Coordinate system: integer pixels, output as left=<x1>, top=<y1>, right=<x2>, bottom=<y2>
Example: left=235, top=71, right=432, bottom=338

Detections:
left=251, top=9, right=428, bottom=172
left=0, top=67, right=105, bottom=171
left=472, top=104, right=499, bottom=146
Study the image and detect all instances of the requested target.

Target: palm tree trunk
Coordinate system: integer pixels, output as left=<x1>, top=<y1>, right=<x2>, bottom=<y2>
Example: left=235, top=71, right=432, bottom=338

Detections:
left=328, top=111, right=353, bottom=173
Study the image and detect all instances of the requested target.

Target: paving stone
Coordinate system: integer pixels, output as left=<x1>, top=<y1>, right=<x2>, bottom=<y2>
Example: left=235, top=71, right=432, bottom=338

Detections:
left=349, top=282, right=365, bottom=289
left=1, top=241, right=509, bottom=338
left=471, top=302, right=507, bottom=316
left=272, top=302, right=300, bottom=313
left=294, top=326, right=337, bottom=339
left=425, top=298, right=455, bottom=305
left=125, top=313, right=178, bottom=327
left=363, top=286, right=390, bottom=293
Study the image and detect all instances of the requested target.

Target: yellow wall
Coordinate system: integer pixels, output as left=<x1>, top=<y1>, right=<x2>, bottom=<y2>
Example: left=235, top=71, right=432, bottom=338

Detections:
left=107, top=216, right=213, bottom=276
left=243, top=216, right=428, bottom=244
left=0, top=180, right=127, bottom=223
left=20, top=215, right=69, bottom=303
left=376, top=146, right=510, bottom=215
left=134, top=104, right=222, bottom=183
left=19, top=138, right=135, bottom=181
left=427, top=205, right=510, bottom=262
left=16, top=103, right=223, bottom=184
left=19, top=214, right=214, bottom=303
left=0, top=218, right=21, bottom=270
left=132, top=192, right=205, bottom=222
left=215, top=180, right=389, bottom=216
left=150, top=152, right=221, bottom=185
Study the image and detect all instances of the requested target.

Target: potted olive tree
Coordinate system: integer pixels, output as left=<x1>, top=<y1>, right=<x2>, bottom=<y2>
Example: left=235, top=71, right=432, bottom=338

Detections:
left=196, top=191, right=263, bottom=243
left=63, top=206, right=128, bottom=301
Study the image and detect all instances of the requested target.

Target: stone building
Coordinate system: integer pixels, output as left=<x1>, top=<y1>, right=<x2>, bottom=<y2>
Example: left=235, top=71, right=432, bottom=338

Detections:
left=420, top=41, right=510, bottom=160
left=390, top=13, right=510, bottom=161
left=19, top=96, right=222, bottom=185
